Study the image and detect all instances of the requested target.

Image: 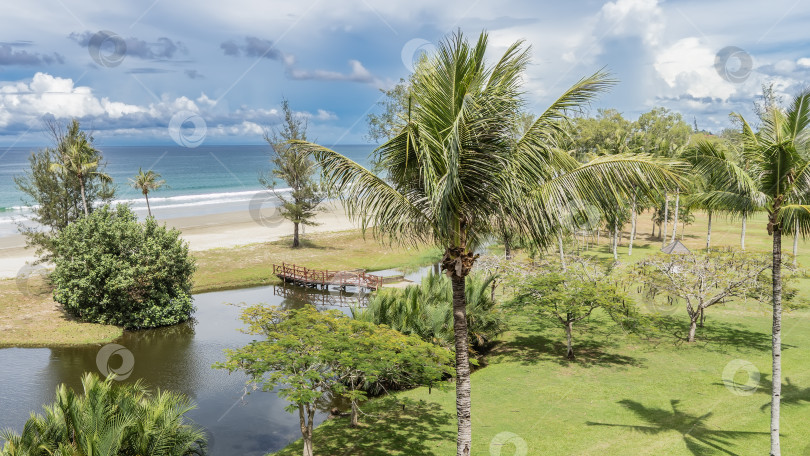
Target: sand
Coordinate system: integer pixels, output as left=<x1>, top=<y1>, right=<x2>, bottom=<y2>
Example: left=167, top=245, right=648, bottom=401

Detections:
left=0, top=202, right=356, bottom=279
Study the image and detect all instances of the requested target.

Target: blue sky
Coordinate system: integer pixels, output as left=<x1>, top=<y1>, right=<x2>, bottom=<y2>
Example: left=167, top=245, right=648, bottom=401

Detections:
left=1, top=0, right=809, bottom=147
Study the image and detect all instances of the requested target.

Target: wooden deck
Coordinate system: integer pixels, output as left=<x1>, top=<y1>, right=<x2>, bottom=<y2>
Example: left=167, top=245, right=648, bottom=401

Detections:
left=273, top=263, right=400, bottom=291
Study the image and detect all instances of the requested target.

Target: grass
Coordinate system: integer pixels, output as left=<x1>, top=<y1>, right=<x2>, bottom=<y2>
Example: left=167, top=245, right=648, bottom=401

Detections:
left=272, top=305, right=810, bottom=456
left=270, top=212, right=810, bottom=456
left=0, top=229, right=441, bottom=347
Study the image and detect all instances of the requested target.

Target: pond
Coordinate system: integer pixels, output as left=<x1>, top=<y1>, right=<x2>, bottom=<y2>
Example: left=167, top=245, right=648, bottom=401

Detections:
left=0, top=266, right=431, bottom=455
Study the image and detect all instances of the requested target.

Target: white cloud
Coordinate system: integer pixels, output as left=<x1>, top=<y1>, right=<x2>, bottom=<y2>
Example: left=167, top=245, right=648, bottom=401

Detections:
left=797, top=57, right=810, bottom=68
left=601, top=0, right=664, bottom=46
left=654, top=37, right=736, bottom=100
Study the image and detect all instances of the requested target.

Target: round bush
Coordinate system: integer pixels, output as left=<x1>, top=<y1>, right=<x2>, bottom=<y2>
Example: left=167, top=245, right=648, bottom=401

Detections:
left=52, top=204, right=196, bottom=329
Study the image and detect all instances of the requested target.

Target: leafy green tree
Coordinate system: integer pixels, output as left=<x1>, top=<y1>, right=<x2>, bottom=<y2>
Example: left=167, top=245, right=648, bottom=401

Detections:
left=295, top=30, right=680, bottom=455
left=633, top=250, right=772, bottom=342
left=14, top=119, right=115, bottom=259
left=260, top=99, right=325, bottom=248
left=51, top=204, right=196, bottom=329
left=509, top=270, right=637, bottom=359
left=129, top=168, right=167, bottom=217
left=366, top=78, right=412, bottom=143
left=215, top=305, right=452, bottom=456
left=733, top=89, right=810, bottom=454
left=0, top=373, right=207, bottom=456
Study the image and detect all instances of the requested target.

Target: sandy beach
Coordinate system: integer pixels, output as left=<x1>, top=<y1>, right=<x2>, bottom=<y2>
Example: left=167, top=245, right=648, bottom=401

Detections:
left=0, top=202, right=355, bottom=279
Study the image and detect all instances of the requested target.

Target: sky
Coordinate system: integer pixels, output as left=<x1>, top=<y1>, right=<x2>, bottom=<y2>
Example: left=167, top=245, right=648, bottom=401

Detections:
left=0, top=0, right=809, bottom=147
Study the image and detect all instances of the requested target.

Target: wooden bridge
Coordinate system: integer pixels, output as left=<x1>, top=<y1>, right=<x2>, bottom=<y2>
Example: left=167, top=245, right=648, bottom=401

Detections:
left=273, top=263, right=401, bottom=291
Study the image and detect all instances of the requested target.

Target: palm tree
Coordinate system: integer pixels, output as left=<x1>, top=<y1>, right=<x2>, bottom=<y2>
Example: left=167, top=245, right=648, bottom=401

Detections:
left=0, top=373, right=207, bottom=456
left=681, top=137, right=762, bottom=251
left=295, top=31, right=680, bottom=455
left=733, top=89, right=810, bottom=456
left=49, top=137, right=112, bottom=216
left=130, top=167, right=167, bottom=217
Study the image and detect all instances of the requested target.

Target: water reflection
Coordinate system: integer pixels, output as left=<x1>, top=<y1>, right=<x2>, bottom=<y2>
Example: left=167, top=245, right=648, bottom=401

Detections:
left=0, top=266, right=431, bottom=455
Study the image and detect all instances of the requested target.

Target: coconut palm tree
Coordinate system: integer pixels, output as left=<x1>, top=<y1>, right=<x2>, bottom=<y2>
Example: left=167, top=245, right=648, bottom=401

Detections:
left=681, top=137, right=762, bottom=251
left=733, top=89, right=810, bottom=456
left=130, top=167, right=167, bottom=217
left=296, top=30, right=680, bottom=455
left=49, top=137, right=112, bottom=216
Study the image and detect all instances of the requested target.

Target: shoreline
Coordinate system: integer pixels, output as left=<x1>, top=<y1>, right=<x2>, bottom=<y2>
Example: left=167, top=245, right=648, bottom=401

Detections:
left=0, top=202, right=354, bottom=279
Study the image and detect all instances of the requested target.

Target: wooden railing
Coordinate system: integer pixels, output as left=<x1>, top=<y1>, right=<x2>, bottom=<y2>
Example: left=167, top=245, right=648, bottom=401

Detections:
left=273, top=263, right=385, bottom=290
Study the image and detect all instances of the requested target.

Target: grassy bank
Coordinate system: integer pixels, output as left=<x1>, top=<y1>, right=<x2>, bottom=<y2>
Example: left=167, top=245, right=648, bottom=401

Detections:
left=0, top=229, right=440, bottom=347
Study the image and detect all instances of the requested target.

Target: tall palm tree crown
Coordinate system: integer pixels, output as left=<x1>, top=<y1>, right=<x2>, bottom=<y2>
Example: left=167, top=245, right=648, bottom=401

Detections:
left=129, top=167, right=167, bottom=218
left=296, top=30, right=681, bottom=456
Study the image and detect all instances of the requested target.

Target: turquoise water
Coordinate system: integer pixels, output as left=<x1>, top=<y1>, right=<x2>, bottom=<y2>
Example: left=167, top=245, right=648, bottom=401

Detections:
left=0, top=144, right=375, bottom=236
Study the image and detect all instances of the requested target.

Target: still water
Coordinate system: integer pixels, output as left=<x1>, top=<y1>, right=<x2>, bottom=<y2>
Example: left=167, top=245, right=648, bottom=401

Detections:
left=0, top=284, right=372, bottom=455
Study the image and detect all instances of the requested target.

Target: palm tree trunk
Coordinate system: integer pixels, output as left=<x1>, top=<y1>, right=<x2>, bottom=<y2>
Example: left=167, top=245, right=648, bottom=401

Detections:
left=741, top=213, right=747, bottom=251
left=706, top=211, right=713, bottom=252
left=557, top=233, right=566, bottom=272
left=293, top=222, right=300, bottom=248
left=770, top=222, right=783, bottom=456
left=79, top=178, right=89, bottom=216
left=451, top=274, right=472, bottom=456
left=628, top=193, right=637, bottom=256
left=612, top=220, right=618, bottom=262
left=144, top=192, right=152, bottom=218
left=504, top=234, right=512, bottom=259
left=793, top=223, right=799, bottom=266
left=662, top=193, right=669, bottom=247
left=671, top=188, right=680, bottom=242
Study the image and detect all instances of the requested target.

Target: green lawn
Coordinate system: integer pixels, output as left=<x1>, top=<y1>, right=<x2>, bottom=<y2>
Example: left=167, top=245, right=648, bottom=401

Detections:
left=271, top=211, right=810, bottom=456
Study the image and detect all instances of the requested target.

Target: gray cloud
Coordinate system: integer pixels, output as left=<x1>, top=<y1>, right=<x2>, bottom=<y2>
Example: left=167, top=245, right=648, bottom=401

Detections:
left=185, top=69, right=204, bottom=79
left=127, top=67, right=172, bottom=74
left=0, top=44, right=64, bottom=66
left=219, top=36, right=283, bottom=60
left=68, top=31, right=187, bottom=60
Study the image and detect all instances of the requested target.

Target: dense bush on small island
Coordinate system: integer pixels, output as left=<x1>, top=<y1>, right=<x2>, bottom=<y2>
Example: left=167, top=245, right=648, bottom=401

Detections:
left=51, top=204, right=196, bottom=329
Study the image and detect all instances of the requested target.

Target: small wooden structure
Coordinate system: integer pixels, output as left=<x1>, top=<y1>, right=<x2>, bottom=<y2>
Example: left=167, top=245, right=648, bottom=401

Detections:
left=661, top=240, right=691, bottom=255
left=273, top=263, right=400, bottom=291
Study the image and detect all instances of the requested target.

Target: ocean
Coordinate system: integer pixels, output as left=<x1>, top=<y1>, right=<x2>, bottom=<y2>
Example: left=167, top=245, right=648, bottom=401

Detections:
left=0, top=144, right=376, bottom=237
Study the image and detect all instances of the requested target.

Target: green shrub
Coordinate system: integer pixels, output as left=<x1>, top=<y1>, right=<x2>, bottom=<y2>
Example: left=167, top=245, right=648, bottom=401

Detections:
left=51, top=204, right=196, bottom=329
left=0, top=373, right=207, bottom=456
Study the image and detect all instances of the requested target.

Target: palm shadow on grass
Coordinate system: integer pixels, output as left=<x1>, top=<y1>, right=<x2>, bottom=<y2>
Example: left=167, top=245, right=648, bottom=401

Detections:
left=587, top=399, right=767, bottom=455
left=712, top=373, right=810, bottom=411
left=271, top=397, right=454, bottom=456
